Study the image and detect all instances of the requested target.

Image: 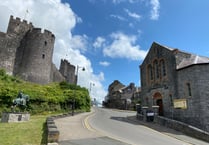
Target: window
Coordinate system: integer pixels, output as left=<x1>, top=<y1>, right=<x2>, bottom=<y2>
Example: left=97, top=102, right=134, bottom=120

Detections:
left=169, top=94, right=173, bottom=106
left=160, top=59, right=166, bottom=77
left=42, top=54, right=45, bottom=59
left=187, top=83, right=192, bottom=96
left=147, top=64, right=153, bottom=81
left=153, top=60, right=159, bottom=79
left=44, top=41, right=47, bottom=46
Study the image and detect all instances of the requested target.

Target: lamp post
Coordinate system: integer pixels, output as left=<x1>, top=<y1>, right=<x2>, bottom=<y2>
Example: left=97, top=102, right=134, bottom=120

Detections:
left=89, top=82, right=95, bottom=94
left=72, top=65, right=85, bottom=116
left=75, top=65, right=85, bottom=85
left=89, top=82, right=95, bottom=106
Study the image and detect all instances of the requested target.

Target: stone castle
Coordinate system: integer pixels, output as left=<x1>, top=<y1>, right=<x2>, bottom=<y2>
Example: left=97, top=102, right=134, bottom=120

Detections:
left=0, top=15, right=76, bottom=84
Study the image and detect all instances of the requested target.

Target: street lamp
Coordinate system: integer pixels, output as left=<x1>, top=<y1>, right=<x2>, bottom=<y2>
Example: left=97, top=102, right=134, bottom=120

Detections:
left=89, top=82, right=95, bottom=106
left=72, top=65, right=85, bottom=116
left=75, top=65, right=85, bottom=85
left=89, top=82, right=95, bottom=94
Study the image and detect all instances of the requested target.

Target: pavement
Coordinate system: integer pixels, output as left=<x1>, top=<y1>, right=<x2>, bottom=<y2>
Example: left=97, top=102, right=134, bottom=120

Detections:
left=125, top=116, right=209, bottom=145
left=54, top=111, right=130, bottom=145
left=54, top=109, right=209, bottom=145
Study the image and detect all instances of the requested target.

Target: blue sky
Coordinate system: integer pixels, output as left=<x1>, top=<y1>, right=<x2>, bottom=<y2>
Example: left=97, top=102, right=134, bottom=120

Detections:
left=0, top=0, right=209, bottom=102
left=65, top=0, right=209, bottom=87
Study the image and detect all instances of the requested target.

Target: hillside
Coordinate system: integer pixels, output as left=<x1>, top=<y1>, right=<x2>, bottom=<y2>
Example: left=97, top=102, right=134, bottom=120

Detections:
left=0, top=69, right=90, bottom=115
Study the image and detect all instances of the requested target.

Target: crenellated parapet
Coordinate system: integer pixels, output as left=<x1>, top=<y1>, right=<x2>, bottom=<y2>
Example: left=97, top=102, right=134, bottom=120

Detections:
left=7, top=15, right=33, bottom=35
left=9, top=15, right=33, bottom=26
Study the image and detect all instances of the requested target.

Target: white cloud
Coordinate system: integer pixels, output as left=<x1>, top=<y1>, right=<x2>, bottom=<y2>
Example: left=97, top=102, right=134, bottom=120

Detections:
left=69, top=34, right=88, bottom=53
left=110, top=14, right=127, bottom=21
left=112, top=0, right=139, bottom=4
left=124, top=9, right=141, bottom=20
left=93, top=36, right=106, bottom=48
left=0, top=0, right=107, bottom=102
left=103, top=32, right=147, bottom=60
left=150, top=0, right=160, bottom=20
left=99, top=61, right=110, bottom=67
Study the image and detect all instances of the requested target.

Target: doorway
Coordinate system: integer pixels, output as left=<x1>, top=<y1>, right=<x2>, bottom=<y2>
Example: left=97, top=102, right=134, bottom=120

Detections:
left=156, top=99, right=163, bottom=116
left=153, top=92, right=164, bottom=116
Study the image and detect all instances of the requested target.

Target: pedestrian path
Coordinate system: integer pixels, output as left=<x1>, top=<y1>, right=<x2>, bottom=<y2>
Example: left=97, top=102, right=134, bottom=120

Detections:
left=54, top=111, right=130, bottom=145
left=126, top=116, right=209, bottom=145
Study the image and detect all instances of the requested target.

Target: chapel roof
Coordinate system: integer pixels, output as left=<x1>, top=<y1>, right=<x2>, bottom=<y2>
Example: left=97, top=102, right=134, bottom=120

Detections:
left=176, top=54, right=209, bottom=69
left=153, top=42, right=209, bottom=70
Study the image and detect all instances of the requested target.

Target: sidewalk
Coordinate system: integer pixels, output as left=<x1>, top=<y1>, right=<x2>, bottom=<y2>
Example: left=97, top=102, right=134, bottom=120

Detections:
left=126, top=115, right=209, bottom=145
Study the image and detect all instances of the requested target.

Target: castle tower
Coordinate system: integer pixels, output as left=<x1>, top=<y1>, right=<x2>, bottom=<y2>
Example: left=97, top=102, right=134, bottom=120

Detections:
left=59, top=59, right=76, bottom=84
left=7, top=15, right=33, bottom=37
left=0, top=15, right=33, bottom=75
left=16, top=28, right=55, bottom=84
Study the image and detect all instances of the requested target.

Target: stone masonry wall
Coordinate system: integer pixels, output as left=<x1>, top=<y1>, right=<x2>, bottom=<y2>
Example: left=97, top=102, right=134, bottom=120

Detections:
left=15, top=28, right=55, bottom=84
left=177, top=64, right=209, bottom=132
left=140, top=42, right=178, bottom=117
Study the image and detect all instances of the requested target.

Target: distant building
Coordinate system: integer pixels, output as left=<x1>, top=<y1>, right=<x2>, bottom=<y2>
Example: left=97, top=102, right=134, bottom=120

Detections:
left=140, top=42, right=209, bottom=131
left=0, top=15, right=76, bottom=84
left=104, top=80, right=140, bottom=110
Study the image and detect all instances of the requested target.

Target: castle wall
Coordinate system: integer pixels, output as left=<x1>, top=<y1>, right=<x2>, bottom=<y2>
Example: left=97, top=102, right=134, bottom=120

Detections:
left=0, top=16, right=33, bottom=75
left=51, top=63, right=65, bottom=82
left=0, top=33, right=13, bottom=75
left=16, top=28, right=55, bottom=84
left=59, top=59, right=76, bottom=84
left=0, top=15, right=75, bottom=85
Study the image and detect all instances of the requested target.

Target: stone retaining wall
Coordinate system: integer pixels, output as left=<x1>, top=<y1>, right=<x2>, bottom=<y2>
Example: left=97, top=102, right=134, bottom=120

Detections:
left=136, top=113, right=209, bottom=142
left=46, top=111, right=84, bottom=145
left=46, top=117, right=60, bottom=143
left=154, top=116, right=209, bottom=142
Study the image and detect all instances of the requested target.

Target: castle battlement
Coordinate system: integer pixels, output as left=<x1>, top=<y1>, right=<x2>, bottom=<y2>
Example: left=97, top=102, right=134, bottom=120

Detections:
left=29, top=28, right=55, bottom=38
left=10, top=15, right=33, bottom=25
left=44, top=29, right=55, bottom=38
left=0, top=32, right=6, bottom=37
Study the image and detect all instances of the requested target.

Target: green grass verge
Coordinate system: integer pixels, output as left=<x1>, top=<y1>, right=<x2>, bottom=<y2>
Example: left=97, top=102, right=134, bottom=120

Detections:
left=0, top=115, right=48, bottom=145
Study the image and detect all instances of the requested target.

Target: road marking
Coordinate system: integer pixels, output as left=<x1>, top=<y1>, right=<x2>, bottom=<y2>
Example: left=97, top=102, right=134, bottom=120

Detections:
left=83, top=110, right=96, bottom=132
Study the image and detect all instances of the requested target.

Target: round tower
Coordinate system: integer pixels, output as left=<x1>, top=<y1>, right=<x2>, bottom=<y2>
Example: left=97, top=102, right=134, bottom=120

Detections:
left=17, top=28, right=55, bottom=84
left=0, top=15, right=33, bottom=75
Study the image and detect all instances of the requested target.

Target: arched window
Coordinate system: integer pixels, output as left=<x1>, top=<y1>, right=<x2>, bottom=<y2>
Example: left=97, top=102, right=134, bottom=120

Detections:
left=147, top=64, right=153, bottom=81
left=153, top=60, right=159, bottom=79
left=160, top=59, right=166, bottom=77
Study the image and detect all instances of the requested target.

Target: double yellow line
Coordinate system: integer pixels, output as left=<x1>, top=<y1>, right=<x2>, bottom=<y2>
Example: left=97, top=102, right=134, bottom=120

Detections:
left=83, top=110, right=96, bottom=132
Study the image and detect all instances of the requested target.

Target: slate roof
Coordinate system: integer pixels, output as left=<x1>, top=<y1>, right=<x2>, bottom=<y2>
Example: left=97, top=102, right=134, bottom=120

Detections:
left=176, top=53, right=209, bottom=70
left=154, top=42, right=209, bottom=70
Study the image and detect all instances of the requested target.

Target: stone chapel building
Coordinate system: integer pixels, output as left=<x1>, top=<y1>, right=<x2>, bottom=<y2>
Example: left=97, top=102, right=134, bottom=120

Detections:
left=140, top=42, right=209, bottom=132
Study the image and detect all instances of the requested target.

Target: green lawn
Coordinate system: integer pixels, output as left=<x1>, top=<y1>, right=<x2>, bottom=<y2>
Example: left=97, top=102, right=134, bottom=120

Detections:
left=0, top=115, right=47, bottom=145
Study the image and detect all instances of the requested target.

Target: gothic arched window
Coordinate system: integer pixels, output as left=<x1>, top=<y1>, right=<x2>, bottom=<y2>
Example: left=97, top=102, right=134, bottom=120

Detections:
left=147, top=64, right=153, bottom=81
left=153, top=60, right=159, bottom=79
left=160, top=59, right=166, bottom=77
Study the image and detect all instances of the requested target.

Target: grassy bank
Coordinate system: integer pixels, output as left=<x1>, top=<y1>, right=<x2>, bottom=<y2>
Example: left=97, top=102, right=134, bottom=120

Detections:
left=0, top=115, right=48, bottom=145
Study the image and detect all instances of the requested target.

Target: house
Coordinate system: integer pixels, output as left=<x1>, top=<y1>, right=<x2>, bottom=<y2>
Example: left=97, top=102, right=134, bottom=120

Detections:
left=104, top=80, right=139, bottom=110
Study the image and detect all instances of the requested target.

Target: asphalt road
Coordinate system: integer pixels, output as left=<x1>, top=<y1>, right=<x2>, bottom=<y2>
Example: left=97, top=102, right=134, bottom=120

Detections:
left=89, top=107, right=191, bottom=145
left=55, top=107, right=209, bottom=145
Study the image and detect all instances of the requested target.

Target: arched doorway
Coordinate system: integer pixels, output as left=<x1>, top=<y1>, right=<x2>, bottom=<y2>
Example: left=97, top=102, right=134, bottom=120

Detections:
left=153, top=92, right=164, bottom=116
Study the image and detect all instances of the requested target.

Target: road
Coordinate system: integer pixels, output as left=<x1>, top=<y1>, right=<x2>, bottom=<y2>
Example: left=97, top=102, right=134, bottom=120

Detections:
left=89, top=107, right=190, bottom=145
left=55, top=107, right=209, bottom=145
